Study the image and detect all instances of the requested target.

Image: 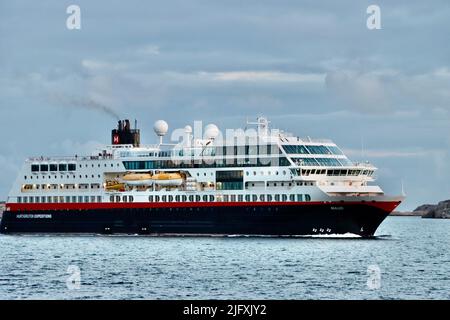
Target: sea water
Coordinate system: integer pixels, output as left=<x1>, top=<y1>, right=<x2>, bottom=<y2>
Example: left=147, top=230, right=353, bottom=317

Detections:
left=0, top=216, right=448, bottom=299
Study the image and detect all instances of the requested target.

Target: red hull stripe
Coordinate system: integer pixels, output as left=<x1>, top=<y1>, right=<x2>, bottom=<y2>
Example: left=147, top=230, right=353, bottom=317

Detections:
left=6, top=201, right=401, bottom=213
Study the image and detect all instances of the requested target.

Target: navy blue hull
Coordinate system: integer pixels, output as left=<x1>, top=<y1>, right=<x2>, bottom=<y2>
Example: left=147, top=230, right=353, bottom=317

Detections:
left=0, top=203, right=391, bottom=237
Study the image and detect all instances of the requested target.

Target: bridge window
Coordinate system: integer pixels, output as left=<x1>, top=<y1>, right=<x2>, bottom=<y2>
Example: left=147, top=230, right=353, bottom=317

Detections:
left=305, top=145, right=332, bottom=155
left=40, top=164, right=48, bottom=172
left=283, top=145, right=310, bottom=154
left=31, top=164, right=39, bottom=172
left=327, top=146, right=343, bottom=155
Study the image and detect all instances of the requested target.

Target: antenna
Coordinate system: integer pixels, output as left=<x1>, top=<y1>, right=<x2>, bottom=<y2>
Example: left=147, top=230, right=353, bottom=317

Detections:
left=247, top=116, right=270, bottom=136
left=361, top=135, right=365, bottom=160
left=401, top=179, right=406, bottom=196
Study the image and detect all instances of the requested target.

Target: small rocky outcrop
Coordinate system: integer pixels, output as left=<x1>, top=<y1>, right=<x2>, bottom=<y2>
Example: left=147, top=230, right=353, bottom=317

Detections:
left=414, top=200, right=450, bottom=219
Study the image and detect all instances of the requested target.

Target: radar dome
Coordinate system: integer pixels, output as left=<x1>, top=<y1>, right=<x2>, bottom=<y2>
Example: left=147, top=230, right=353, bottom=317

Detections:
left=154, top=120, right=168, bottom=136
left=204, top=123, right=219, bottom=140
left=184, top=125, right=193, bottom=133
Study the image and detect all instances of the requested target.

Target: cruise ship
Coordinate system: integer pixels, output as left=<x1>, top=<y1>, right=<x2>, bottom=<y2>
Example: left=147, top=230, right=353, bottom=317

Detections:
left=0, top=117, right=403, bottom=237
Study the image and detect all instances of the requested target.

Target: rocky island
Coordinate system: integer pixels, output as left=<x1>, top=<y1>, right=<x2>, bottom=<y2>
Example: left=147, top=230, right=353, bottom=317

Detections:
left=414, top=200, right=450, bottom=219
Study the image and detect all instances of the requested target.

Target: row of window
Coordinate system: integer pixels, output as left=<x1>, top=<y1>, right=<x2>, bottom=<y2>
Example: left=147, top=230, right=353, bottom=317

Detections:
left=146, top=193, right=311, bottom=203
left=122, top=157, right=291, bottom=170
left=327, top=169, right=374, bottom=177
left=245, top=169, right=288, bottom=176
left=21, top=183, right=101, bottom=191
left=32, top=163, right=76, bottom=172
left=17, top=195, right=102, bottom=203
left=292, top=157, right=352, bottom=167
left=249, top=181, right=315, bottom=187
left=296, top=168, right=374, bottom=176
left=17, top=193, right=312, bottom=204
left=25, top=174, right=102, bottom=180
left=31, top=162, right=121, bottom=173
left=144, top=145, right=283, bottom=158
left=110, top=195, right=134, bottom=203
left=185, top=169, right=290, bottom=178
left=283, top=145, right=343, bottom=155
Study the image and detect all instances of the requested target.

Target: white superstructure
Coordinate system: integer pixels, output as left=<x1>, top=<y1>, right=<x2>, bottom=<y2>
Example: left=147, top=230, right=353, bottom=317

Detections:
left=8, top=117, right=394, bottom=207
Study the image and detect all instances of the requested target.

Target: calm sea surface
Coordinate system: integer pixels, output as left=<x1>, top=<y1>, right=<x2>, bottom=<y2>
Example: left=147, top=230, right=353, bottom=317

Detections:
left=0, top=216, right=449, bottom=299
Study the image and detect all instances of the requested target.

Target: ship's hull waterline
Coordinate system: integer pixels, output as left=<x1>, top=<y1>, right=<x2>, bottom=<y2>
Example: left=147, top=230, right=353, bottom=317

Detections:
left=0, top=201, right=399, bottom=237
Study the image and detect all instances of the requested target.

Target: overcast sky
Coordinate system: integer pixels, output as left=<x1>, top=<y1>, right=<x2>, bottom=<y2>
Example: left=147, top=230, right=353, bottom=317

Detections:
left=1, top=0, right=449, bottom=210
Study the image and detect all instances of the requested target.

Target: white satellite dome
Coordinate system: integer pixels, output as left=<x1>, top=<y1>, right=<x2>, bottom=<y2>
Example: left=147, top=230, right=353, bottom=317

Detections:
left=204, top=123, right=219, bottom=140
left=153, top=120, right=168, bottom=136
left=184, top=125, right=193, bottom=133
